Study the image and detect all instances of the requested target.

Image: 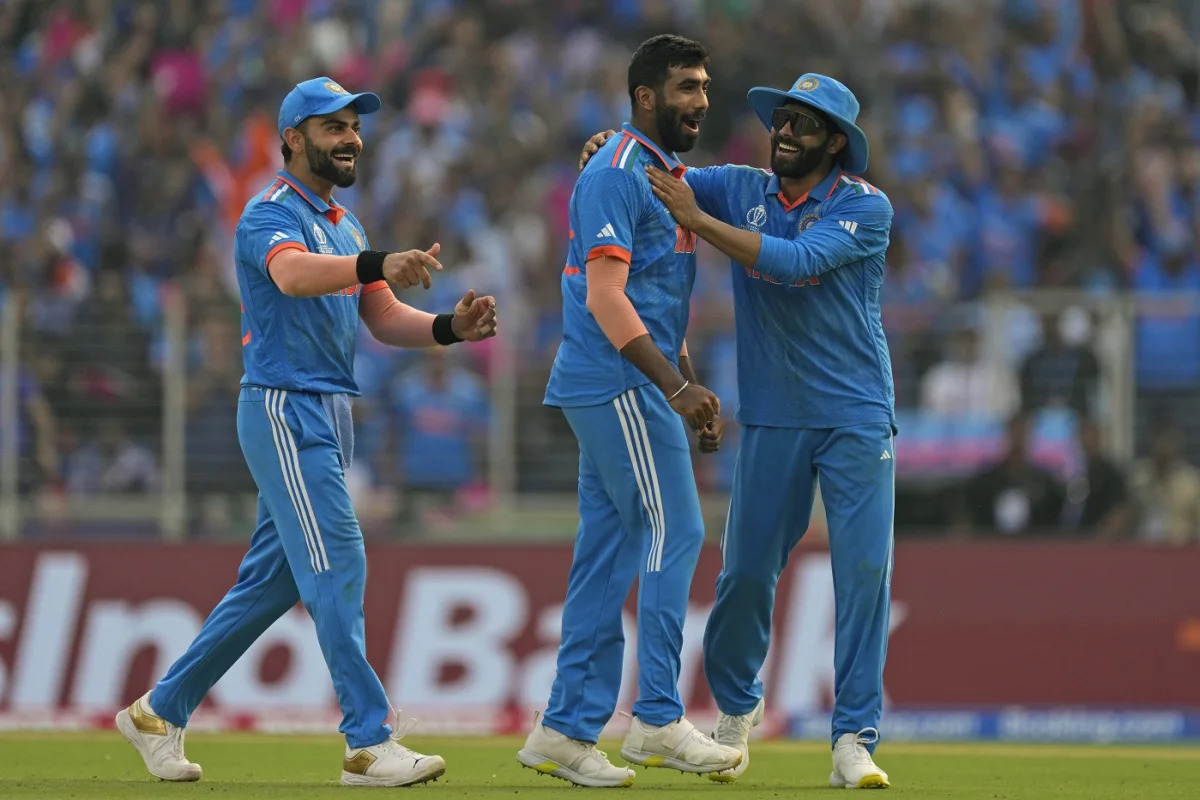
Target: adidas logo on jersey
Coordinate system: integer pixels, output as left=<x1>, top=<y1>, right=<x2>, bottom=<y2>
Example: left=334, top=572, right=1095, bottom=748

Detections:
left=596, top=223, right=616, bottom=239
left=880, top=450, right=892, bottom=460
left=838, top=220, right=859, bottom=235
left=268, top=231, right=289, bottom=245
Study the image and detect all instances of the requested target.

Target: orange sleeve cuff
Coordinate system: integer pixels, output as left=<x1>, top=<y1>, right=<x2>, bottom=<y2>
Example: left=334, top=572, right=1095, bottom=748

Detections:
left=587, top=245, right=631, bottom=264
left=265, top=241, right=307, bottom=268
left=586, top=258, right=648, bottom=350
left=361, top=280, right=390, bottom=295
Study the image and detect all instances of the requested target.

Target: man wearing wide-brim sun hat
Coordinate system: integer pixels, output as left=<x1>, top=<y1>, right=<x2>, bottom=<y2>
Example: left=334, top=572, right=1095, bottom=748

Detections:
left=745, top=71, right=871, bottom=175
left=579, top=69, right=895, bottom=790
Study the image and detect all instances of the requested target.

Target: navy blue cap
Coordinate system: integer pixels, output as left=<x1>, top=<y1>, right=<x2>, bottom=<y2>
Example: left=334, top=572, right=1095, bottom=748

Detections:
left=277, top=77, right=382, bottom=136
left=747, top=73, right=870, bottom=174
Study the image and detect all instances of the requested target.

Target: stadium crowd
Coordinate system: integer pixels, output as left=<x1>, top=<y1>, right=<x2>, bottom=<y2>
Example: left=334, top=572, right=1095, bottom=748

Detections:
left=2, top=0, right=1200, bottom=541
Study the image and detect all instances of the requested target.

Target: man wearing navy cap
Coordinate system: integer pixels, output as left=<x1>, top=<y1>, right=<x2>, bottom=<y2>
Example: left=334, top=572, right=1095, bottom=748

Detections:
left=581, top=72, right=895, bottom=789
left=115, top=77, right=498, bottom=787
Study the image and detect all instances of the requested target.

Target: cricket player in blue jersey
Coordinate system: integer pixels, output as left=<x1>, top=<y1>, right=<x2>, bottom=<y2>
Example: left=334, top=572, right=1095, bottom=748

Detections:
left=581, top=73, right=895, bottom=789
left=116, top=77, right=498, bottom=788
left=515, top=35, right=742, bottom=788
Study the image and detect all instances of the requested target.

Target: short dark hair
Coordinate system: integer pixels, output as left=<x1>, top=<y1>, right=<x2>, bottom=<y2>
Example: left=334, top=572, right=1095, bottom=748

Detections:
left=280, top=118, right=310, bottom=163
left=627, top=34, right=708, bottom=104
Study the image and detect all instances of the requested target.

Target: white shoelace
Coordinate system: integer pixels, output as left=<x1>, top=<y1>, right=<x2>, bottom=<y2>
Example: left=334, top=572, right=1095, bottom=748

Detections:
left=715, top=711, right=754, bottom=743
left=169, top=727, right=187, bottom=761
left=145, top=701, right=187, bottom=763
left=537, top=710, right=616, bottom=769
left=850, top=727, right=880, bottom=765
left=585, top=744, right=614, bottom=764
left=855, top=727, right=880, bottom=747
left=384, top=704, right=420, bottom=756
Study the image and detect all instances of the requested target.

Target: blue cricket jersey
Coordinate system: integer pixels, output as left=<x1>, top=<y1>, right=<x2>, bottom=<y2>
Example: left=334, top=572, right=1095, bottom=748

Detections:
left=686, top=165, right=896, bottom=430
left=544, top=123, right=697, bottom=407
left=392, top=368, right=490, bottom=489
left=234, top=170, right=385, bottom=396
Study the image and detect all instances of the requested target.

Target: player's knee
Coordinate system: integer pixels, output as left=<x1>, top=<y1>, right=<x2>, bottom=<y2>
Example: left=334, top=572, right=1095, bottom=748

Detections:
left=317, top=528, right=366, bottom=573
left=717, top=567, right=779, bottom=597
left=848, top=552, right=891, bottom=589
left=679, top=520, right=706, bottom=551
left=654, top=516, right=705, bottom=561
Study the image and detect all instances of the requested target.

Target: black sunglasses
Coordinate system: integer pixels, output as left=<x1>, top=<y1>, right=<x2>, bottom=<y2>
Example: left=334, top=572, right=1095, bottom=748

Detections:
left=770, top=106, right=826, bottom=136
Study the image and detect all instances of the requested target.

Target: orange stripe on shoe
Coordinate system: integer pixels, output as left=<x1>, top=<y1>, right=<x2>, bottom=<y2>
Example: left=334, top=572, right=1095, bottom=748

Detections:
left=586, top=245, right=632, bottom=264
left=265, top=241, right=307, bottom=268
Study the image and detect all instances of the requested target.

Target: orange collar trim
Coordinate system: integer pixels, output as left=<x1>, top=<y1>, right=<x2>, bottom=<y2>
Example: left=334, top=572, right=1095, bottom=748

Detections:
left=276, top=173, right=347, bottom=225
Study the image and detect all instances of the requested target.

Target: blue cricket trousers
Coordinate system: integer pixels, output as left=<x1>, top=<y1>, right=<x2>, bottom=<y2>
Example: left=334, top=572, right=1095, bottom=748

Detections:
left=703, top=423, right=894, bottom=751
left=543, top=385, right=705, bottom=742
left=150, top=386, right=391, bottom=748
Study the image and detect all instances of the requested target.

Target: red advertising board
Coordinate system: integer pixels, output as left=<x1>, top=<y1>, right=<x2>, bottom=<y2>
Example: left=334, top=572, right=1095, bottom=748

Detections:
left=0, top=541, right=1197, bottom=735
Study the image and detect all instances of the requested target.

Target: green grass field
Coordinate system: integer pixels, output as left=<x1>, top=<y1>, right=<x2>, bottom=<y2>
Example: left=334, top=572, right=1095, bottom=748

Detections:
left=0, top=733, right=1196, bottom=799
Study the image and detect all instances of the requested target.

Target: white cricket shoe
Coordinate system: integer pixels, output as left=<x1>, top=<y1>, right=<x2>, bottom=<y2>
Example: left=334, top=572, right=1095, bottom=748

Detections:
left=516, top=721, right=635, bottom=787
left=341, top=735, right=446, bottom=787
left=830, top=728, right=890, bottom=789
left=707, top=698, right=765, bottom=782
left=620, top=716, right=742, bottom=774
left=115, top=692, right=202, bottom=782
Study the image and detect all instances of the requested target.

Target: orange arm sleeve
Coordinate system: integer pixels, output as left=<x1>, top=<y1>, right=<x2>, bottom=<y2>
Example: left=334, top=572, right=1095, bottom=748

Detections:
left=585, top=256, right=648, bottom=350
left=358, top=285, right=438, bottom=348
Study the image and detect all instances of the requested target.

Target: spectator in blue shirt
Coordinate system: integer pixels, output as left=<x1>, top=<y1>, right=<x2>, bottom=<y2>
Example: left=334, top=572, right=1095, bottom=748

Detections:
left=388, top=347, right=490, bottom=532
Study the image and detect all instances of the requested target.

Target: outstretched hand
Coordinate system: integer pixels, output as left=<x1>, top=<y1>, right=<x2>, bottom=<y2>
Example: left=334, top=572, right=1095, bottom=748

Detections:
left=450, top=289, right=498, bottom=341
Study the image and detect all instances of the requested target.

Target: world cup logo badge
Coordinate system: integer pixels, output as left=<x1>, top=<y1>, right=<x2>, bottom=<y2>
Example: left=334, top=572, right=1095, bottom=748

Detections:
left=745, top=205, right=767, bottom=231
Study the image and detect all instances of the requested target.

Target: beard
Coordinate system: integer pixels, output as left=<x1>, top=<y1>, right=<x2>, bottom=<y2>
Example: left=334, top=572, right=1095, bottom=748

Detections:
left=770, top=134, right=828, bottom=179
left=654, top=96, right=704, bottom=154
left=305, top=135, right=359, bottom=187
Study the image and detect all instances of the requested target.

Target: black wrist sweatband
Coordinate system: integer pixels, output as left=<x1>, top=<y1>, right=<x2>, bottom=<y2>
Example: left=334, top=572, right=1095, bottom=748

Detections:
left=356, top=250, right=388, bottom=284
left=432, top=313, right=463, bottom=345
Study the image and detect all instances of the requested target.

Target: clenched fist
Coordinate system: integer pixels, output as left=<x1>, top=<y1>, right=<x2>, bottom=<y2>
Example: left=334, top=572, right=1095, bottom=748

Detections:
left=669, top=382, right=720, bottom=430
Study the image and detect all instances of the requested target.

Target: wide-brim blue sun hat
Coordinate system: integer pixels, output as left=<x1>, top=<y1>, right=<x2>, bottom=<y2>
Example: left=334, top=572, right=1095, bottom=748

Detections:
left=278, top=77, right=383, bottom=136
left=747, top=73, right=869, bottom=174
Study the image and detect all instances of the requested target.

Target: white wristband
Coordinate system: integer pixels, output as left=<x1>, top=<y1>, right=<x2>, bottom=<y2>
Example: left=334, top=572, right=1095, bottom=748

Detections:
left=666, top=380, right=690, bottom=401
